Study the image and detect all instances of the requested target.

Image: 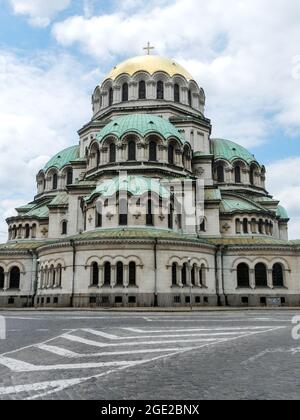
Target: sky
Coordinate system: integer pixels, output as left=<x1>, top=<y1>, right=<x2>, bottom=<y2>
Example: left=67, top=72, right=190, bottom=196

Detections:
left=0, top=0, right=299, bottom=240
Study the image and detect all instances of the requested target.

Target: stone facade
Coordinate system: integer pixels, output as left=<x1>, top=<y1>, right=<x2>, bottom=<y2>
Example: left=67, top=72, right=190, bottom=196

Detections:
left=0, top=54, right=299, bottom=308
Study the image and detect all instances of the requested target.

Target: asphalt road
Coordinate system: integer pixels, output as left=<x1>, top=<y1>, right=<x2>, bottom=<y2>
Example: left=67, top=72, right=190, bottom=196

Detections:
left=0, top=310, right=299, bottom=400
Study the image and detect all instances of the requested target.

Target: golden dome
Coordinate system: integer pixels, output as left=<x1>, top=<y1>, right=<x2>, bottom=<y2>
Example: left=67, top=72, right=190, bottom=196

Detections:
left=104, top=55, right=194, bottom=82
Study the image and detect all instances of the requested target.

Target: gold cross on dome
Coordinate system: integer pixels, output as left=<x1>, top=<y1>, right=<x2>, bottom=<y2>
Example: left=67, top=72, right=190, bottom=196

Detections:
left=143, top=42, right=155, bottom=55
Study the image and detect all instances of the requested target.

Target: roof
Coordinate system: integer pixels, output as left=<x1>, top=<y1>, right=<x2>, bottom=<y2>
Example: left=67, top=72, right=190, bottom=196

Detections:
left=277, top=205, right=289, bottom=220
left=25, top=204, right=49, bottom=219
left=104, top=55, right=194, bottom=82
left=96, top=114, right=185, bottom=144
left=212, top=138, right=258, bottom=165
left=85, top=175, right=170, bottom=202
left=205, top=236, right=293, bottom=246
left=44, top=145, right=80, bottom=171
left=49, top=192, right=69, bottom=207
left=220, top=197, right=268, bottom=214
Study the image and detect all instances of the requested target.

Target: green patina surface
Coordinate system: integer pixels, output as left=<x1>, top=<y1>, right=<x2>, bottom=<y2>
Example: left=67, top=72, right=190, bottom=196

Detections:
left=205, top=236, right=293, bottom=246
left=276, top=205, right=289, bottom=220
left=25, top=204, right=49, bottom=219
left=220, top=197, right=266, bottom=214
left=212, top=138, right=258, bottom=164
left=44, top=145, right=80, bottom=171
left=49, top=192, right=69, bottom=206
left=96, top=114, right=185, bottom=143
left=85, top=175, right=170, bottom=202
left=0, top=241, right=46, bottom=251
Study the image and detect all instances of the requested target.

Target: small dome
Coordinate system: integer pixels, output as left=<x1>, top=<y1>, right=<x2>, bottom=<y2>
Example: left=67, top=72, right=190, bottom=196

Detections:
left=44, top=146, right=80, bottom=171
left=212, top=138, right=258, bottom=165
left=277, top=205, right=289, bottom=220
left=104, top=55, right=194, bottom=83
left=96, top=114, right=185, bottom=143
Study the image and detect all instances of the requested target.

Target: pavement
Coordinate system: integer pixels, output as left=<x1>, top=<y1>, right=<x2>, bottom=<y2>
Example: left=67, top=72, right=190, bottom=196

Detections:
left=0, top=310, right=299, bottom=400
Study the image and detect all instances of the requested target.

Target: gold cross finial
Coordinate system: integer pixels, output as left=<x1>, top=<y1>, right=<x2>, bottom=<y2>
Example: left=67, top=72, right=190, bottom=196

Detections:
left=143, top=42, right=155, bottom=55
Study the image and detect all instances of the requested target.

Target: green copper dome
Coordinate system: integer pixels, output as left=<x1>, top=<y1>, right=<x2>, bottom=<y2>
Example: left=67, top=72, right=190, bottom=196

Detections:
left=212, top=138, right=258, bottom=165
left=96, top=114, right=185, bottom=143
left=85, top=175, right=170, bottom=202
left=44, top=145, right=80, bottom=171
left=276, top=205, right=289, bottom=220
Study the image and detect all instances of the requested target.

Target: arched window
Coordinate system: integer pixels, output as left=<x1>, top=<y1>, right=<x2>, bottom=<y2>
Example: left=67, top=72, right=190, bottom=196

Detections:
left=243, top=218, right=248, bottom=234
left=181, top=263, right=187, bottom=286
left=66, top=169, right=73, bottom=185
left=138, top=81, right=146, bottom=99
left=122, top=83, right=128, bottom=102
left=96, top=149, right=100, bottom=167
left=91, top=262, right=99, bottom=286
left=31, top=224, right=37, bottom=239
left=174, top=84, right=180, bottom=103
left=96, top=206, right=102, bottom=228
left=250, top=165, right=255, bottom=185
left=25, top=224, right=30, bottom=239
left=191, top=265, right=196, bottom=286
left=116, top=262, right=124, bottom=286
left=199, top=219, right=206, bottom=232
left=128, top=140, right=136, bottom=161
left=235, top=165, right=241, bottom=183
left=172, top=263, right=177, bottom=286
left=57, top=264, right=62, bottom=287
left=146, top=199, right=154, bottom=226
left=0, top=267, right=4, bottom=289
left=269, top=222, right=274, bottom=236
left=216, top=165, right=224, bottom=183
left=109, top=143, right=116, bottom=163
left=237, top=263, right=250, bottom=288
left=188, top=90, right=192, bottom=107
left=157, top=81, right=164, bottom=99
left=168, top=204, right=174, bottom=230
left=255, top=263, right=268, bottom=287
left=258, top=219, right=264, bottom=234
left=50, top=265, right=56, bottom=287
left=109, top=88, right=113, bottom=106
left=104, top=262, right=111, bottom=286
left=9, top=267, right=20, bottom=289
left=61, top=221, right=67, bottom=235
left=52, top=173, right=58, bottom=190
left=129, top=262, right=136, bottom=286
left=199, top=264, right=206, bottom=287
left=168, top=144, right=174, bottom=165
left=149, top=140, right=157, bottom=162
left=251, top=218, right=257, bottom=234
left=119, top=197, right=128, bottom=226
left=272, top=263, right=284, bottom=288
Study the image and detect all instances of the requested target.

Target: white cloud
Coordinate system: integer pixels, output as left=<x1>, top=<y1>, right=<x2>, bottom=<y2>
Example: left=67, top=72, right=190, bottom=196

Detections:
left=52, top=0, right=300, bottom=147
left=267, top=157, right=300, bottom=240
left=0, top=50, right=96, bottom=242
left=9, top=0, right=72, bottom=27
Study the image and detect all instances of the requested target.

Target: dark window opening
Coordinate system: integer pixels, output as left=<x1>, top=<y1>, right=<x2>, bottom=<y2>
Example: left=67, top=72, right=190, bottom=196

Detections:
left=174, top=296, right=181, bottom=304
left=235, top=165, right=241, bottom=183
left=96, top=207, right=102, bottom=228
left=149, top=140, right=157, bottom=162
left=168, top=204, right=174, bottom=230
left=25, top=224, right=30, bottom=239
left=8, top=297, right=15, bottom=305
left=168, top=144, right=174, bottom=165
left=9, top=267, right=20, bottom=289
left=255, top=263, right=268, bottom=287
left=243, top=219, right=248, bottom=234
left=0, top=267, right=4, bottom=289
left=104, top=262, right=111, bottom=286
left=115, top=296, right=123, bottom=304
left=128, top=296, right=136, bottom=304
left=122, top=83, right=128, bottom=102
left=61, top=221, right=67, bottom=235
left=237, top=263, right=250, bottom=288
left=191, top=266, right=196, bottom=286
left=195, top=296, right=201, bottom=304
left=260, top=297, right=266, bottom=305
left=129, top=262, right=136, bottom=286
left=185, top=296, right=191, bottom=304
left=109, top=143, right=116, bottom=163
left=138, top=81, right=146, bottom=99
left=46, top=297, right=51, bottom=304
left=119, top=198, right=128, bottom=226
left=54, top=297, right=58, bottom=304
left=66, top=169, right=73, bottom=185
left=146, top=199, right=154, bottom=226
left=157, top=81, right=164, bottom=99
left=182, top=263, right=187, bottom=286
left=102, top=296, right=110, bottom=304
left=281, top=297, right=286, bottom=305
left=272, top=263, right=284, bottom=288
left=90, top=296, right=97, bottom=304
left=241, top=297, right=249, bottom=304
left=188, top=90, right=192, bottom=107
left=109, top=88, right=113, bottom=106
left=216, top=165, right=224, bottom=183
left=116, top=262, right=124, bottom=286
left=203, top=297, right=209, bottom=304
left=92, top=262, right=99, bottom=286
left=128, top=140, right=136, bottom=161
left=52, top=173, right=58, bottom=190
left=172, top=263, right=177, bottom=286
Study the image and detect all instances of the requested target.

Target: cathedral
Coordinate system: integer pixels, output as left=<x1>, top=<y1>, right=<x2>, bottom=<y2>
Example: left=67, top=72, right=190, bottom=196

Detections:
left=0, top=52, right=299, bottom=308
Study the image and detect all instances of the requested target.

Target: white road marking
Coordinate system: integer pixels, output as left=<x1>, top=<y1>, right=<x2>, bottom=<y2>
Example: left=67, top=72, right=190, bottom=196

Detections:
left=0, top=355, right=138, bottom=372
left=123, top=326, right=273, bottom=334
left=83, top=328, right=261, bottom=340
left=62, top=333, right=223, bottom=347
left=36, top=344, right=196, bottom=358
left=0, top=326, right=286, bottom=400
